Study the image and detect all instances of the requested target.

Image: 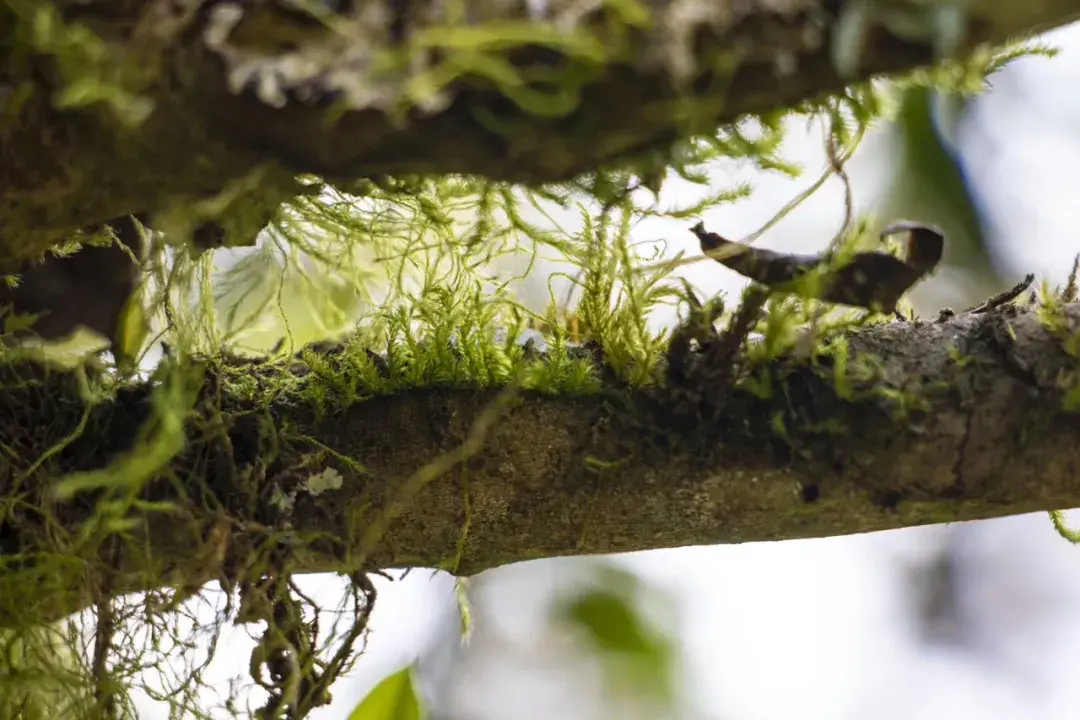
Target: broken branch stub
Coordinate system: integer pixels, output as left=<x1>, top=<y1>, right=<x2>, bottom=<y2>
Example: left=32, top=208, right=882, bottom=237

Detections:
left=690, top=221, right=944, bottom=313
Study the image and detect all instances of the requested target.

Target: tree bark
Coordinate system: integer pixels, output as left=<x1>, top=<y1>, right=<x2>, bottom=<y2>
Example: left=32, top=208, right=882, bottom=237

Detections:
left=2, top=0, right=1080, bottom=261
left=2, top=301, right=1079, bottom=626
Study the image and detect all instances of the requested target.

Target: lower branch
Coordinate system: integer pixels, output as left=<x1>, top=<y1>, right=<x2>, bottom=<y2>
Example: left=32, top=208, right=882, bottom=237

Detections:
left=0, top=302, right=1079, bottom=626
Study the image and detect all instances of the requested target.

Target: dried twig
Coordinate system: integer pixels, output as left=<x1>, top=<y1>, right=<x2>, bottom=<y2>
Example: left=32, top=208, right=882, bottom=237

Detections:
left=690, top=221, right=944, bottom=314
left=965, top=273, right=1036, bottom=315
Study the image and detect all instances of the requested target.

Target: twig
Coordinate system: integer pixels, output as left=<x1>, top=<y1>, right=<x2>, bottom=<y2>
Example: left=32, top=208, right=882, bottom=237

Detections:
left=635, top=119, right=869, bottom=277
left=1061, top=255, right=1079, bottom=303
left=965, top=273, right=1036, bottom=315
left=824, top=118, right=855, bottom=253
left=689, top=221, right=944, bottom=314
left=92, top=538, right=123, bottom=719
left=711, top=286, right=769, bottom=370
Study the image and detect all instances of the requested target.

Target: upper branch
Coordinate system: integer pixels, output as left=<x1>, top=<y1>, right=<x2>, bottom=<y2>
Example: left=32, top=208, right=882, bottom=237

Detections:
left=2, top=0, right=1080, bottom=256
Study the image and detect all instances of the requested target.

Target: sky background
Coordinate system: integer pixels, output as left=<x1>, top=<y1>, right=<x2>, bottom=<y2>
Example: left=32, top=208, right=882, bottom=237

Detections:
left=128, top=20, right=1080, bottom=720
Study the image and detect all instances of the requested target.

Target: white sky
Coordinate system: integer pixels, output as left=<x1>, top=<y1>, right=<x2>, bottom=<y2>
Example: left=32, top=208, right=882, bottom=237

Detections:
left=130, top=21, right=1080, bottom=720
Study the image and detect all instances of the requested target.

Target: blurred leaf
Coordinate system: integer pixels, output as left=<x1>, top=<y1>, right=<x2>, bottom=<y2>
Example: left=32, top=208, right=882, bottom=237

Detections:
left=348, top=666, right=426, bottom=720
left=455, top=578, right=473, bottom=646
left=564, top=587, right=650, bottom=655
left=113, top=283, right=149, bottom=373
left=553, top=563, right=676, bottom=704
left=889, top=84, right=1002, bottom=285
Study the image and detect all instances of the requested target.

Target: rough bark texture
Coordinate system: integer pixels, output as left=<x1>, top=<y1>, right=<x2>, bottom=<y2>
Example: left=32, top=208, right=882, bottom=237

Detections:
left=2, top=301, right=1079, bottom=626
left=2, top=0, right=1080, bottom=262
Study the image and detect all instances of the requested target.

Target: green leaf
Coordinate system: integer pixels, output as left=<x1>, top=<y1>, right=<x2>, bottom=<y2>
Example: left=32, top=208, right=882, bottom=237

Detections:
left=552, top=563, right=676, bottom=704
left=113, top=283, right=149, bottom=374
left=348, top=666, right=426, bottom=720
left=563, top=587, right=652, bottom=655
left=890, top=84, right=1001, bottom=285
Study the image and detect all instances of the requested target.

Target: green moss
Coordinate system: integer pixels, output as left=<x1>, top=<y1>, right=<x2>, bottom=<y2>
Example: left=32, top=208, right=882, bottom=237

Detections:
left=895, top=501, right=963, bottom=526
left=0, top=11, right=1058, bottom=717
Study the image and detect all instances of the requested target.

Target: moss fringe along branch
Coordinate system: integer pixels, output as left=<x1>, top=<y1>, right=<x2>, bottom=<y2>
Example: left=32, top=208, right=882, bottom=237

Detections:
left=1, top=301, right=1080, bottom=625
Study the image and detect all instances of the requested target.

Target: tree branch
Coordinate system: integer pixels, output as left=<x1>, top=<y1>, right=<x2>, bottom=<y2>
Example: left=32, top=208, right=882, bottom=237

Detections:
left=2, top=0, right=1080, bottom=257
left=2, top=302, right=1079, bottom=626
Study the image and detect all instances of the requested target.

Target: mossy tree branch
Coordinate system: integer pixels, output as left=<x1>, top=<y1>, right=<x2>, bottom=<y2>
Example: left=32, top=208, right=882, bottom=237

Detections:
left=2, top=0, right=1080, bottom=261
left=2, top=302, right=1079, bottom=627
